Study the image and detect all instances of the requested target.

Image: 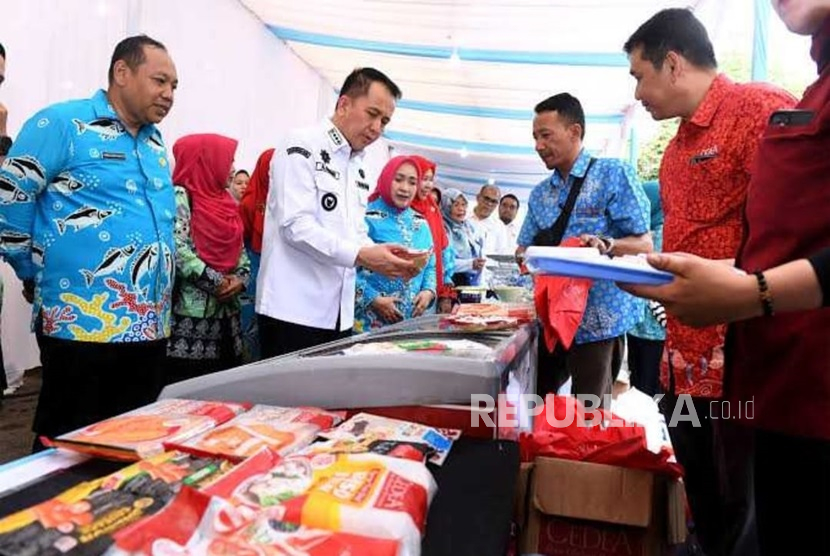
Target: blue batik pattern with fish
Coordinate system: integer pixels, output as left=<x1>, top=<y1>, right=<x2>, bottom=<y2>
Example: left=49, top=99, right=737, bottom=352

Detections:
left=0, top=90, right=175, bottom=342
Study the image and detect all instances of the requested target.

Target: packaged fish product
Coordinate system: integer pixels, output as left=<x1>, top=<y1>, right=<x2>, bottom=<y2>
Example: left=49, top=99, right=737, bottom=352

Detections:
left=107, top=486, right=400, bottom=556
left=319, top=413, right=458, bottom=466
left=170, top=405, right=344, bottom=461
left=205, top=451, right=437, bottom=556
left=300, top=438, right=434, bottom=465
left=51, top=399, right=251, bottom=460
left=0, top=452, right=235, bottom=556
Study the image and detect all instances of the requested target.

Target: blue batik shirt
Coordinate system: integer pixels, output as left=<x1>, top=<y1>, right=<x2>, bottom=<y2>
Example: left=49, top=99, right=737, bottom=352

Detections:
left=0, top=90, right=176, bottom=342
left=518, top=149, right=650, bottom=344
left=629, top=180, right=666, bottom=342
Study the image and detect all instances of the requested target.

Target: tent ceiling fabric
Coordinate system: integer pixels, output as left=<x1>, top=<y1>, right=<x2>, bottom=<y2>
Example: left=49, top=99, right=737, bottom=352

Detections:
left=239, top=0, right=708, bottom=197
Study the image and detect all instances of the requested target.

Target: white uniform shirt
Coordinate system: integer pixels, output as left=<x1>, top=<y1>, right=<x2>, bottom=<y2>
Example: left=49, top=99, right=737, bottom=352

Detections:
left=469, top=212, right=513, bottom=255
left=505, top=219, right=521, bottom=247
left=256, top=120, right=373, bottom=331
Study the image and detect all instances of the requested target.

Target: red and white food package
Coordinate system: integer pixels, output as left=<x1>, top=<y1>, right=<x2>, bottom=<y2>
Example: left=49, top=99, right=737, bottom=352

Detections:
left=204, top=450, right=437, bottom=556
left=52, top=399, right=251, bottom=460
left=108, top=486, right=400, bottom=556
left=169, top=405, right=344, bottom=461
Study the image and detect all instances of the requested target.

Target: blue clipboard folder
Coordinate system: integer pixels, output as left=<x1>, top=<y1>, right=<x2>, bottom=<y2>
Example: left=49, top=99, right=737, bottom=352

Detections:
left=524, top=246, right=674, bottom=286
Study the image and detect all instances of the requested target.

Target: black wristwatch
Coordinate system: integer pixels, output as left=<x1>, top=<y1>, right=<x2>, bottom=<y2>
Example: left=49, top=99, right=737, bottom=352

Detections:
left=0, top=136, right=12, bottom=156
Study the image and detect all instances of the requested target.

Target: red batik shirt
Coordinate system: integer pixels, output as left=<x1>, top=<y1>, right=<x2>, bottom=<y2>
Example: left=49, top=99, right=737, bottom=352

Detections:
left=659, top=74, right=796, bottom=398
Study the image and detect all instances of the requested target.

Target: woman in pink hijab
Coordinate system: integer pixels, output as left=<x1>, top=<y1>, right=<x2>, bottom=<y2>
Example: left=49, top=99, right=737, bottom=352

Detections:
left=355, top=156, right=436, bottom=332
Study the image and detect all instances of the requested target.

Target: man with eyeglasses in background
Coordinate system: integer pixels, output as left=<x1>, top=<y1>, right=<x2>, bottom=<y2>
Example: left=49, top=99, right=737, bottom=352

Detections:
left=469, top=183, right=512, bottom=256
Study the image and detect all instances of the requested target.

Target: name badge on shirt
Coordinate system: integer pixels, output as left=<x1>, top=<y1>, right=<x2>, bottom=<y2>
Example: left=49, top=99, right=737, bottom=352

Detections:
left=316, top=162, right=340, bottom=179
left=690, top=146, right=718, bottom=165
left=316, top=149, right=340, bottom=179
left=102, top=152, right=127, bottom=161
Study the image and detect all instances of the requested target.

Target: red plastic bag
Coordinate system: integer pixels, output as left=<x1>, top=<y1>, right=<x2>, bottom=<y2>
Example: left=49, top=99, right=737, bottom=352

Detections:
left=519, top=395, right=683, bottom=479
left=533, top=238, right=592, bottom=352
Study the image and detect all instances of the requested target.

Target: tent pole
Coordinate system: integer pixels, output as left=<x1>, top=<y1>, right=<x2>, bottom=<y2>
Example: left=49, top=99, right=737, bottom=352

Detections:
left=752, top=0, right=770, bottom=82
left=126, top=0, right=143, bottom=35
left=629, top=127, right=639, bottom=172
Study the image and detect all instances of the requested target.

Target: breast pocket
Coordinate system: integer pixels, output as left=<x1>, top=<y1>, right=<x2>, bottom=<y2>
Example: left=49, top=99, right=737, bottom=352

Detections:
left=571, top=190, right=606, bottom=235
left=315, top=173, right=342, bottom=221
left=573, top=196, right=604, bottom=218
left=677, top=156, right=740, bottom=223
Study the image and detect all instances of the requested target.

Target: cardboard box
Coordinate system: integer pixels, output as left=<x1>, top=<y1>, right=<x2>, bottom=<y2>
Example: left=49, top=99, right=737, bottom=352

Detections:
left=517, top=457, right=686, bottom=556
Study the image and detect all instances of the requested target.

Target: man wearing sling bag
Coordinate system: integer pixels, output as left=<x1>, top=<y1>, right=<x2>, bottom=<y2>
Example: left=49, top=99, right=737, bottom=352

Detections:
left=516, top=93, right=652, bottom=404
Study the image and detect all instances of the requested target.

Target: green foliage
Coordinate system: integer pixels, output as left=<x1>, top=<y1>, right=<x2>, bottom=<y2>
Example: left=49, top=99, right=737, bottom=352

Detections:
left=636, top=119, right=678, bottom=182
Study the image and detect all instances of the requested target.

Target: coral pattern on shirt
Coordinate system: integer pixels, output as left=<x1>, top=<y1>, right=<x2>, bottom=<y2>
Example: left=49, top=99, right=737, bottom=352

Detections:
left=659, top=74, right=796, bottom=398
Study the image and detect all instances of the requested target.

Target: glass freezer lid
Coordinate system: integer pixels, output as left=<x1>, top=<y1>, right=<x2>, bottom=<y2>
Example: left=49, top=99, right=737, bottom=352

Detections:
left=298, top=330, right=508, bottom=359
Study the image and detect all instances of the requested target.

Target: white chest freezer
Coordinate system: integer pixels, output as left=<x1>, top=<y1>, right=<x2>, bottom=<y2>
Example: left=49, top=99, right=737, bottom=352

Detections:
left=160, top=315, right=538, bottom=438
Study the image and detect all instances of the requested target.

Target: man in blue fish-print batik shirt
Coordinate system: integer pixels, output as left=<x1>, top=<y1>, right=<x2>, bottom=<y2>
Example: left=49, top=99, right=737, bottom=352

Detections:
left=0, top=35, right=178, bottom=451
left=515, top=93, right=652, bottom=408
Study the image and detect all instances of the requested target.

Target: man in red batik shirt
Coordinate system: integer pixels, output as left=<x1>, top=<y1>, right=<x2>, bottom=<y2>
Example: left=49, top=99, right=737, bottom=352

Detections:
left=625, top=8, right=796, bottom=556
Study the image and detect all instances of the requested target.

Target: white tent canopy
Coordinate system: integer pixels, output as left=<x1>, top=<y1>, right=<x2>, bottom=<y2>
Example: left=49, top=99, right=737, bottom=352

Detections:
left=1, top=0, right=814, bottom=199
left=238, top=0, right=792, bottom=196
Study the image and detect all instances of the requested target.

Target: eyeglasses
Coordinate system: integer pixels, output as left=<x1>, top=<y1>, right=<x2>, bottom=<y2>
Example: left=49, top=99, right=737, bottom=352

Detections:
left=481, top=196, right=499, bottom=205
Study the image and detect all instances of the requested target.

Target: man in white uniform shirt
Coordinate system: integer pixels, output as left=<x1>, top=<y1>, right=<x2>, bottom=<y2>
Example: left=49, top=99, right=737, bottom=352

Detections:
left=256, top=68, right=416, bottom=357
left=499, top=193, right=521, bottom=247
left=469, top=184, right=513, bottom=255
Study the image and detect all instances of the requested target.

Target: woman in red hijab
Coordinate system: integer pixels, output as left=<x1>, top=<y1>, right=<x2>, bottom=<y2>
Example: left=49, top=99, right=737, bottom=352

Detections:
left=237, top=148, right=275, bottom=362
left=239, top=148, right=275, bottom=254
left=167, top=134, right=251, bottom=384
left=409, top=155, right=455, bottom=309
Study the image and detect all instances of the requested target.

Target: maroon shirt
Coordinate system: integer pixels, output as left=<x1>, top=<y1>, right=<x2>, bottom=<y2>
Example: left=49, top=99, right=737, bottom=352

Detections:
left=727, top=19, right=830, bottom=440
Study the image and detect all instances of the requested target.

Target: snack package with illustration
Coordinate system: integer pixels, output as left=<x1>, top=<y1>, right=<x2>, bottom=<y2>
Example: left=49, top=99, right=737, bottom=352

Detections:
left=204, top=449, right=437, bottom=556
left=317, top=413, right=458, bottom=466
left=169, top=405, right=345, bottom=461
left=51, top=399, right=252, bottom=460
left=108, top=486, right=401, bottom=556
left=300, top=438, right=434, bottom=465
left=0, top=451, right=236, bottom=556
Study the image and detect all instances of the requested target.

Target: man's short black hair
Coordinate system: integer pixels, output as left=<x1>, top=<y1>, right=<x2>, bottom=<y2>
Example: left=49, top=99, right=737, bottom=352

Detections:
left=500, top=193, right=520, bottom=209
left=340, top=68, right=402, bottom=101
left=234, top=169, right=249, bottom=178
left=108, top=35, right=167, bottom=84
left=0, top=42, right=6, bottom=60
left=623, top=8, right=717, bottom=71
left=534, top=93, right=586, bottom=139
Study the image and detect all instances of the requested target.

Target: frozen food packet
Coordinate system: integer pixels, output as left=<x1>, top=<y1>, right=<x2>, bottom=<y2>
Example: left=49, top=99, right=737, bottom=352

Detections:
left=106, top=486, right=400, bottom=556
left=300, top=438, right=435, bottom=465
left=320, top=413, right=459, bottom=466
left=204, top=451, right=437, bottom=556
left=168, top=405, right=344, bottom=462
left=0, top=451, right=236, bottom=556
left=51, top=400, right=251, bottom=460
